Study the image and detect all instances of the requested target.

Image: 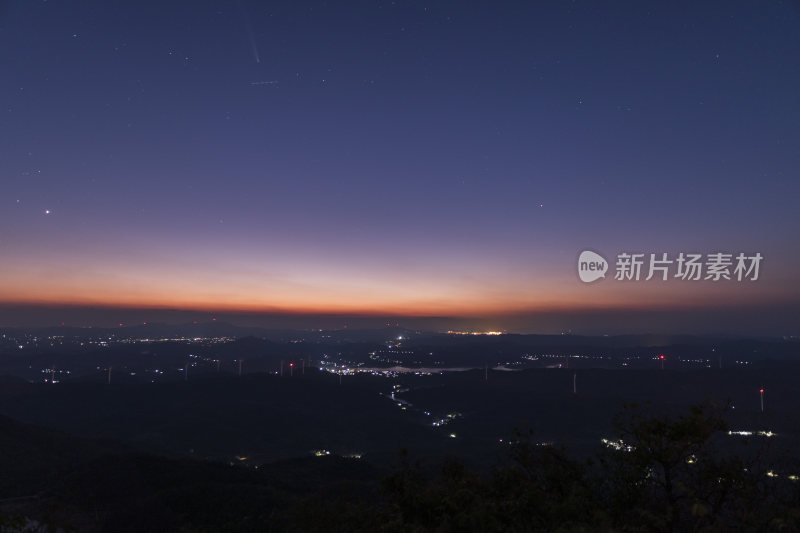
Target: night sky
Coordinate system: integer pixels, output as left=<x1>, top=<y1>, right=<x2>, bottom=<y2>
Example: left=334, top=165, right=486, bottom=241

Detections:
left=1, top=1, right=798, bottom=334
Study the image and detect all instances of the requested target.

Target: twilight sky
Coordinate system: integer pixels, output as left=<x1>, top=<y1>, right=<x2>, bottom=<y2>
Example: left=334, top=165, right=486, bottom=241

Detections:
left=1, top=1, right=798, bottom=334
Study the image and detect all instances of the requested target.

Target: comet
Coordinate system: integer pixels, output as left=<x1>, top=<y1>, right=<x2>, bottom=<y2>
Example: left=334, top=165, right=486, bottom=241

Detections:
left=237, top=0, right=261, bottom=64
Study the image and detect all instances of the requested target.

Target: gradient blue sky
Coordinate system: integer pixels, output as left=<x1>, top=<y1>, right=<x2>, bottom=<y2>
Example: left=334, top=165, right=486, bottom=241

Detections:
left=1, top=1, right=798, bottom=334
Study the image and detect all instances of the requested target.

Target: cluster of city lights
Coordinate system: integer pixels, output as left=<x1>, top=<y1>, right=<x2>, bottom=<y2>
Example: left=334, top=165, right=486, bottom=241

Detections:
left=446, top=331, right=506, bottom=335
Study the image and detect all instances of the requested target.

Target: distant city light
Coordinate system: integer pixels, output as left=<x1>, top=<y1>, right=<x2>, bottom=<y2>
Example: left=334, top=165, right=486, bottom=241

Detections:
left=447, top=330, right=505, bottom=336
left=728, top=430, right=776, bottom=438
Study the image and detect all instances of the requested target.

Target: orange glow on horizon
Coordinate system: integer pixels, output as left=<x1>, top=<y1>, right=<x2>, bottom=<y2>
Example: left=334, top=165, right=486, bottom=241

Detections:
left=0, top=281, right=790, bottom=318
left=0, top=244, right=795, bottom=319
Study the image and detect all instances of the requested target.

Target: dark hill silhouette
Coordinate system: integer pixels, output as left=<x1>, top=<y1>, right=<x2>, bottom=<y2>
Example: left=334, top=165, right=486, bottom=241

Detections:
left=0, top=414, right=101, bottom=498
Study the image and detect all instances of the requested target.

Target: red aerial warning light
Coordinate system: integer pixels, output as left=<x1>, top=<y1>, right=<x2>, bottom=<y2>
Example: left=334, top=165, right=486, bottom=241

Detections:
left=760, top=388, right=764, bottom=393
left=659, top=355, right=665, bottom=360
left=290, top=363, right=294, bottom=367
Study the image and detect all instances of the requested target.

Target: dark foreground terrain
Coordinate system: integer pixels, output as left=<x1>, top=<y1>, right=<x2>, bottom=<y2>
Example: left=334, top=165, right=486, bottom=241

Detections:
left=0, top=360, right=799, bottom=531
